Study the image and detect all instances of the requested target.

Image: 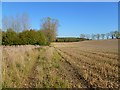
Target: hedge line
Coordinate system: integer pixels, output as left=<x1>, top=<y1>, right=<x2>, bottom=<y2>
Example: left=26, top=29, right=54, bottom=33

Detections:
left=56, top=37, right=88, bottom=42
left=2, top=29, right=50, bottom=45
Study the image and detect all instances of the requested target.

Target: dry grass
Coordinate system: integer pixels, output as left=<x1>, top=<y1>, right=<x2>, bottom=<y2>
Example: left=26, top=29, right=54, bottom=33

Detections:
left=53, top=39, right=119, bottom=88
left=0, top=46, right=2, bottom=89
left=2, top=45, right=41, bottom=88
left=2, top=39, right=119, bottom=88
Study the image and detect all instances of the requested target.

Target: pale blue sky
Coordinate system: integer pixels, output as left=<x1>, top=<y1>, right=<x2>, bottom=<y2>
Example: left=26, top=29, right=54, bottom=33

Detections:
left=2, top=2, right=118, bottom=37
left=2, top=0, right=119, bottom=2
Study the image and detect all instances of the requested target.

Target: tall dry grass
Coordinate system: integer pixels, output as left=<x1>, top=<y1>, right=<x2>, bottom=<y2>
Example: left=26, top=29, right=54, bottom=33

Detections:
left=2, top=39, right=119, bottom=88
left=2, top=45, right=41, bottom=88
left=0, top=46, right=2, bottom=89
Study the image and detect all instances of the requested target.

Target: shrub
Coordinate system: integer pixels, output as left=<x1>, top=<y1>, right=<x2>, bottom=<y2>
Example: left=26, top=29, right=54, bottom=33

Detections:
left=2, top=29, right=50, bottom=46
left=37, top=30, right=49, bottom=45
left=2, top=28, right=18, bottom=45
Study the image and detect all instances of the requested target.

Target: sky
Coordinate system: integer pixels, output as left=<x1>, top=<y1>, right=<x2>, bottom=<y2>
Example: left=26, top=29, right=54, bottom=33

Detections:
left=1, top=0, right=120, bottom=2
left=2, top=2, right=118, bottom=37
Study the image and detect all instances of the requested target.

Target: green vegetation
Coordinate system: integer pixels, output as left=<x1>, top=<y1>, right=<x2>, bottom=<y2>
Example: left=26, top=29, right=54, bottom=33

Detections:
left=2, top=16, right=60, bottom=46
left=56, top=37, right=88, bottom=42
left=2, top=13, right=120, bottom=45
left=0, top=29, right=2, bottom=45
left=2, top=46, right=70, bottom=88
left=3, top=40, right=118, bottom=88
left=2, top=29, right=49, bottom=45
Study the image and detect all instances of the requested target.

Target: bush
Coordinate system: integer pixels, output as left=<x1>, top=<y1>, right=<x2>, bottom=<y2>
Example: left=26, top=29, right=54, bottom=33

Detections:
left=2, top=29, right=50, bottom=46
left=37, top=30, right=49, bottom=45
left=18, top=29, right=38, bottom=45
left=2, top=28, right=18, bottom=45
left=18, top=30, right=29, bottom=45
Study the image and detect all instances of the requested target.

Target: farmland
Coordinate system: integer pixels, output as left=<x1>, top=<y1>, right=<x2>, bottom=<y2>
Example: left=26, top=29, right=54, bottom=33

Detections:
left=2, top=39, right=119, bottom=88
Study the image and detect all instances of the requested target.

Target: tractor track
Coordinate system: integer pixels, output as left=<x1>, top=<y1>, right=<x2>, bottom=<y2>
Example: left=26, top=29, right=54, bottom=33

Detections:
left=53, top=46, right=96, bottom=88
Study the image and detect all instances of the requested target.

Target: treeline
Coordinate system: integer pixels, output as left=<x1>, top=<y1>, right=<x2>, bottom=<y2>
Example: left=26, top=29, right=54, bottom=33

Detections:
left=3, top=13, right=30, bottom=32
left=80, top=31, right=120, bottom=40
left=1, top=13, right=119, bottom=45
left=56, top=37, right=88, bottom=42
left=1, top=14, right=59, bottom=45
left=56, top=30, right=120, bottom=42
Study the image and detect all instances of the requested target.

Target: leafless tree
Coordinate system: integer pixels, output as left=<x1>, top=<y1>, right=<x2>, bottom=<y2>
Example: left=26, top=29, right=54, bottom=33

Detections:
left=22, top=12, right=30, bottom=31
left=85, top=34, right=90, bottom=39
left=3, top=13, right=27, bottom=32
left=91, top=34, right=96, bottom=40
left=3, top=16, right=9, bottom=31
left=80, top=34, right=85, bottom=38
left=96, top=34, right=100, bottom=40
left=101, top=34, right=105, bottom=40
left=106, top=33, right=110, bottom=39
left=110, top=31, right=114, bottom=39
left=15, top=14, right=22, bottom=32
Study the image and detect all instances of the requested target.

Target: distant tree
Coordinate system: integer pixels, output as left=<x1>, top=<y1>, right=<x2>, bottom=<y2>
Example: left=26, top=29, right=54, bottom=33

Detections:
left=85, top=34, right=90, bottom=39
left=11, top=16, right=19, bottom=32
left=41, top=17, right=59, bottom=42
left=3, top=16, right=9, bottom=31
left=114, top=31, right=120, bottom=39
left=15, top=14, right=22, bottom=32
left=80, top=34, right=85, bottom=38
left=22, top=13, right=30, bottom=31
left=3, top=13, right=28, bottom=32
left=110, top=31, right=114, bottom=39
left=2, top=15, right=60, bottom=45
left=56, top=37, right=81, bottom=42
left=91, top=34, right=96, bottom=40
left=11, top=16, right=16, bottom=31
left=118, top=31, right=120, bottom=39
left=101, top=34, right=105, bottom=40
left=106, top=33, right=110, bottom=39
left=96, top=34, right=100, bottom=40
left=0, top=29, right=2, bottom=45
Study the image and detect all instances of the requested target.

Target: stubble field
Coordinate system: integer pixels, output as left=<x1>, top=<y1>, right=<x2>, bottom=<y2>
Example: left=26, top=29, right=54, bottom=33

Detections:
left=2, top=39, right=119, bottom=88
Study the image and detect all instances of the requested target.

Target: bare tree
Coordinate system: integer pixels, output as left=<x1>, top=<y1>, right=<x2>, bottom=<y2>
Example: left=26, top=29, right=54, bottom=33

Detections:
left=41, top=17, right=59, bottom=42
left=101, top=34, right=105, bottom=40
left=15, top=14, right=22, bottom=32
left=11, top=16, right=17, bottom=32
left=85, top=34, right=90, bottom=39
left=3, top=14, right=23, bottom=32
left=80, top=34, right=85, bottom=38
left=91, top=34, right=96, bottom=40
left=3, top=16, right=9, bottom=31
left=96, top=34, right=100, bottom=40
left=22, top=12, right=30, bottom=31
left=110, top=31, right=114, bottom=39
left=106, top=33, right=110, bottom=39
